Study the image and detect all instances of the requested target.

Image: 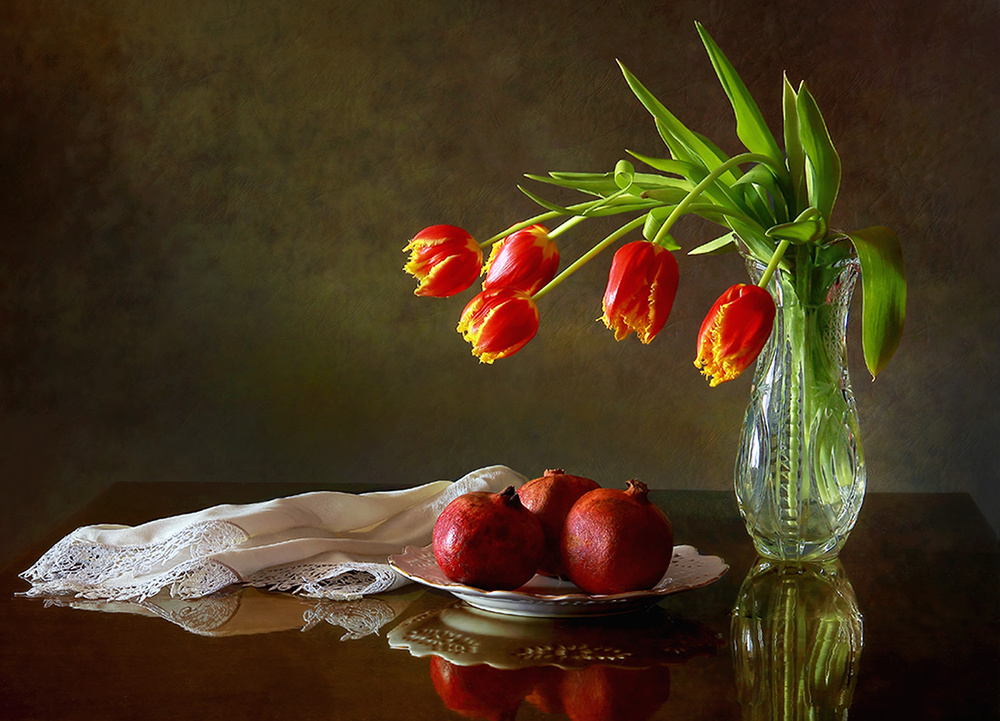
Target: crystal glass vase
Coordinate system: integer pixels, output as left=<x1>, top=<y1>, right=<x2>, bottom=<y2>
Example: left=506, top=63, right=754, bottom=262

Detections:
left=735, top=251, right=865, bottom=561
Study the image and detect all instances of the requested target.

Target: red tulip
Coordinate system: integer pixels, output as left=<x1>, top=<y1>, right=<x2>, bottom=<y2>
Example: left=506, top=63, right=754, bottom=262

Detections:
left=457, top=287, right=539, bottom=363
left=694, top=283, right=776, bottom=386
left=601, top=241, right=679, bottom=344
left=482, top=224, right=559, bottom=295
left=404, top=225, right=483, bottom=297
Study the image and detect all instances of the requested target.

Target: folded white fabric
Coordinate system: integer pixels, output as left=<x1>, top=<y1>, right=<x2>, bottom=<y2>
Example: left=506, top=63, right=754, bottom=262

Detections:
left=20, top=465, right=526, bottom=602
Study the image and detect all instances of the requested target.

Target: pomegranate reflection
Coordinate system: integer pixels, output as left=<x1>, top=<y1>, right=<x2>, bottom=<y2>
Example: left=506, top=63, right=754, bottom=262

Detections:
left=431, top=658, right=671, bottom=721
left=390, top=603, right=722, bottom=721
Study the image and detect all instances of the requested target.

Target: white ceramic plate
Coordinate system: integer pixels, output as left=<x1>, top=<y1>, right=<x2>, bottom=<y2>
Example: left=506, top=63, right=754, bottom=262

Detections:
left=389, top=544, right=728, bottom=618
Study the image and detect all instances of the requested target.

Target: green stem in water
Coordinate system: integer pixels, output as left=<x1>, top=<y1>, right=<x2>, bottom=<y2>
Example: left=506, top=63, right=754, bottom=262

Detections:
left=531, top=216, right=646, bottom=302
left=651, top=152, right=780, bottom=247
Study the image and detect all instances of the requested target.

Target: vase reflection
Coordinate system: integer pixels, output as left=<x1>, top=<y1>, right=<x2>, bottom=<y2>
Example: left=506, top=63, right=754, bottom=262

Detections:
left=389, top=603, right=722, bottom=721
left=731, top=558, right=863, bottom=721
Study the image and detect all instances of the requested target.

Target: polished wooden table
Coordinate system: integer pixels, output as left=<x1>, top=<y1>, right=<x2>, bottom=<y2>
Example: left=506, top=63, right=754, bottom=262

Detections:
left=1, top=483, right=997, bottom=720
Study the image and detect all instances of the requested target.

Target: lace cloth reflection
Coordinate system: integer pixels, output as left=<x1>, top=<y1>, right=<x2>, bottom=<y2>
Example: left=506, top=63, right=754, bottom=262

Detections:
left=39, top=586, right=420, bottom=640
left=20, top=465, right=524, bottom=602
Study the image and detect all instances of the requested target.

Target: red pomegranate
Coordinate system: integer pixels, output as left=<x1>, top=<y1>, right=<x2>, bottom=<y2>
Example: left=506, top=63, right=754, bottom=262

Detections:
left=560, top=480, right=673, bottom=595
left=433, top=486, right=544, bottom=590
left=517, top=469, right=601, bottom=577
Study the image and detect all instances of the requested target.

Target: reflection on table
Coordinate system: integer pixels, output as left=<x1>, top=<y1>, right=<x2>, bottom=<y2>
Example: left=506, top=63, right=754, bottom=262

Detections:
left=36, top=587, right=419, bottom=639
left=731, top=559, right=863, bottom=721
left=389, top=602, right=723, bottom=721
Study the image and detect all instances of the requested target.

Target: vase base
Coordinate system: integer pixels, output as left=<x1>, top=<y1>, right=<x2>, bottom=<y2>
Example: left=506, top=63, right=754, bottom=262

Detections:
left=748, top=532, right=847, bottom=562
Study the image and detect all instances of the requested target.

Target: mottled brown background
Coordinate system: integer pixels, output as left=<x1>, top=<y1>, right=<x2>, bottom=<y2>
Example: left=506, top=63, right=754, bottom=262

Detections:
left=1, top=0, right=997, bottom=566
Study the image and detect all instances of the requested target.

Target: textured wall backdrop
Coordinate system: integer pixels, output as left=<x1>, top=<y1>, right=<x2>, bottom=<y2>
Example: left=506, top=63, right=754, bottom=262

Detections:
left=1, top=0, right=997, bottom=566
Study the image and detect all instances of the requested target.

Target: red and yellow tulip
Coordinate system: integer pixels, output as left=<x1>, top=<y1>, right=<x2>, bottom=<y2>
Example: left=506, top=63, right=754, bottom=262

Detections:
left=457, top=287, right=539, bottom=363
left=601, top=241, right=679, bottom=344
left=694, top=284, right=776, bottom=386
left=482, top=224, right=559, bottom=295
left=404, top=225, right=483, bottom=297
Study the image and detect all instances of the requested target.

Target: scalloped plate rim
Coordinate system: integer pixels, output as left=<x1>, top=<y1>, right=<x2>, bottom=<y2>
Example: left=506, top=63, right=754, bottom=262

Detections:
left=389, top=543, right=728, bottom=615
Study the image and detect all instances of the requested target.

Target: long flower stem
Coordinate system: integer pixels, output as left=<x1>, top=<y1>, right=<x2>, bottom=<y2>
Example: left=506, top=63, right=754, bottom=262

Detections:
left=651, top=152, right=779, bottom=247
left=548, top=214, right=587, bottom=240
left=480, top=195, right=647, bottom=248
left=532, top=216, right=646, bottom=301
left=757, top=239, right=791, bottom=289
left=480, top=211, right=564, bottom=248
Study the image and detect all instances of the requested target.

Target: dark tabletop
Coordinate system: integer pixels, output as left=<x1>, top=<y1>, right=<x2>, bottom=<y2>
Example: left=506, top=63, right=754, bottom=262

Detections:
left=1, top=483, right=997, bottom=720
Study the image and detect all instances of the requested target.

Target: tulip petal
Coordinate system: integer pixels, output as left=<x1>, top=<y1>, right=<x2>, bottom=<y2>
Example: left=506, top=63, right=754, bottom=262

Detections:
left=695, top=284, right=775, bottom=386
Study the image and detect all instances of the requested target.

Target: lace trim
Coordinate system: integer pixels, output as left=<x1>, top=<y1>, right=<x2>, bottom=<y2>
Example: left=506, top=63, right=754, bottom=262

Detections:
left=245, top=561, right=398, bottom=600
left=21, top=558, right=242, bottom=602
left=19, top=520, right=249, bottom=602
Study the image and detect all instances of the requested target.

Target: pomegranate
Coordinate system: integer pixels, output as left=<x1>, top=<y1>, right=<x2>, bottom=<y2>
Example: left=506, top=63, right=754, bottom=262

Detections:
left=433, top=486, right=544, bottom=590
left=516, top=469, right=601, bottom=577
left=560, top=480, right=673, bottom=595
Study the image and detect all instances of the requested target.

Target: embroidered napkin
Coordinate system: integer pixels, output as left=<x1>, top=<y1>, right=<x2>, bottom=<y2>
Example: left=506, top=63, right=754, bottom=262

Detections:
left=21, top=465, right=525, bottom=602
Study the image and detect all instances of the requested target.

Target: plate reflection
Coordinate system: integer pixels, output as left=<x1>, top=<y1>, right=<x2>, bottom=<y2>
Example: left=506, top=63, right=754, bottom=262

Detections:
left=731, top=558, right=864, bottom=721
left=389, top=602, right=723, bottom=721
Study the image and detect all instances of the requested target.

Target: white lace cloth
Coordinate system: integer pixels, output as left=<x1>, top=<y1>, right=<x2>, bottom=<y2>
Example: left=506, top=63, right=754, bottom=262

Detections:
left=20, top=465, right=525, bottom=602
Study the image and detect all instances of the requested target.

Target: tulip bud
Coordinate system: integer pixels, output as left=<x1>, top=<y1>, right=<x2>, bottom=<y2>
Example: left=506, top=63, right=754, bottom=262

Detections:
left=404, top=225, right=483, bottom=297
left=601, top=241, right=679, bottom=344
left=695, top=283, right=776, bottom=386
left=482, top=224, right=559, bottom=295
left=457, top=287, right=539, bottom=363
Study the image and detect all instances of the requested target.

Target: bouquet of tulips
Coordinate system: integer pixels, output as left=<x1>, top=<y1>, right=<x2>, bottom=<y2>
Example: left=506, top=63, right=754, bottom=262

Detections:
left=403, top=23, right=906, bottom=386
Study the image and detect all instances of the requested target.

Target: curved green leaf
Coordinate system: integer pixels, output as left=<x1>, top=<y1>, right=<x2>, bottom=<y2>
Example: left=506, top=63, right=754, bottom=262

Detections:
left=689, top=231, right=738, bottom=255
left=626, top=150, right=703, bottom=181
left=796, top=82, right=841, bottom=221
left=695, top=22, right=784, bottom=167
left=642, top=207, right=682, bottom=250
left=782, top=74, right=806, bottom=214
left=618, top=60, right=739, bottom=183
left=846, top=226, right=906, bottom=379
left=526, top=172, right=619, bottom=196
left=614, top=159, right=635, bottom=190
left=766, top=217, right=827, bottom=244
left=516, top=185, right=575, bottom=214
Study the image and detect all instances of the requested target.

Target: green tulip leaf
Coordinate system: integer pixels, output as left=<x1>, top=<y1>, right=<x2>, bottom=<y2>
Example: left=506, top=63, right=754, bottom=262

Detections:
left=696, top=22, right=784, bottom=168
left=516, top=185, right=576, bottom=214
left=783, top=74, right=806, bottom=214
left=766, top=206, right=827, bottom=243
left=846, top=226, right=906, bottom=379
left=689, top=231, right=739, bottom=255
left=765, top=219, right=826, bottom=244
left=625, top=150, right=706, bottom=182
left=639, top=187, right=691, bottom=204
left=614, top=159, right=635, bottom=190
left=618, top=60, right=739, bottom=184
left=732, top=163, right=779, bottom=188
left=642, top=206, right=674, bottom=241
left=527, top=172, right=620, bottom=197
left=796, top=82, right=841, bottom=221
